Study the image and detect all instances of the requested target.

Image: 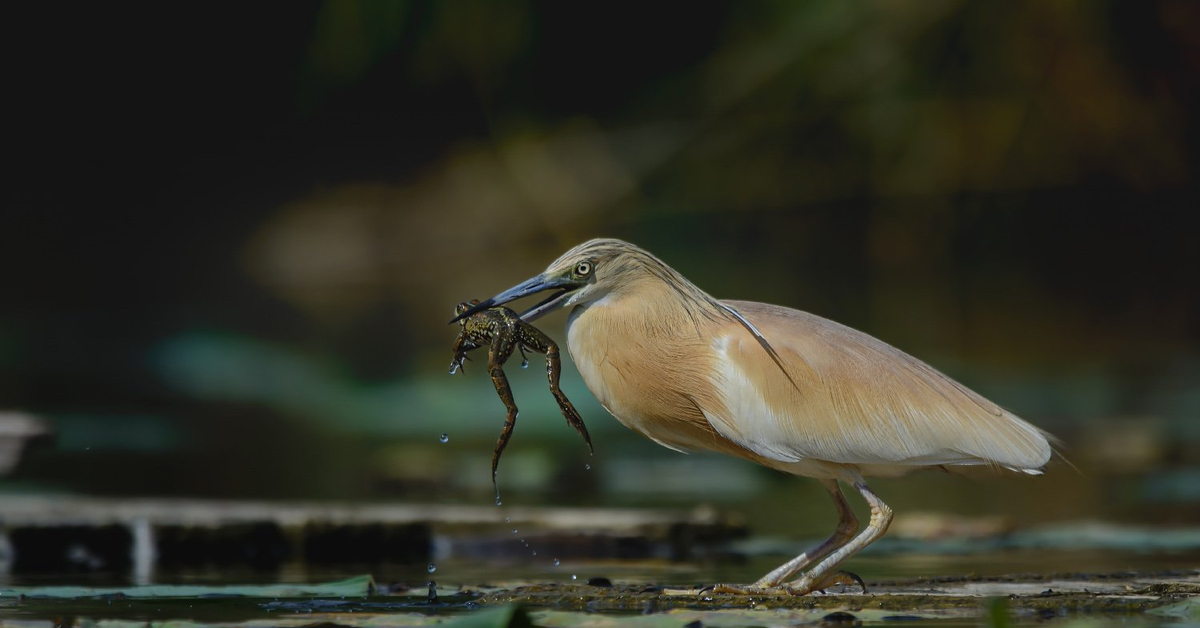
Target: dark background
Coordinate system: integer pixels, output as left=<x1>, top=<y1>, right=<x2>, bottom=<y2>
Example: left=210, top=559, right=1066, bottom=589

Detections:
left=2, top=1, right=1198, bottom=532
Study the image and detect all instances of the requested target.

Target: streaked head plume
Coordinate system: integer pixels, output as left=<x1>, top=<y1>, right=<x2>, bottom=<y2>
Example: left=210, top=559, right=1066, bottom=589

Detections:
left=542, top=238, right=719, bottom=314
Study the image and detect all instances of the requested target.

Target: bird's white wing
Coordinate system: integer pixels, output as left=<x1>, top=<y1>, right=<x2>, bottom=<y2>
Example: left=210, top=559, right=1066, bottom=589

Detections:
left=701, top=300, right=1052, bottom=472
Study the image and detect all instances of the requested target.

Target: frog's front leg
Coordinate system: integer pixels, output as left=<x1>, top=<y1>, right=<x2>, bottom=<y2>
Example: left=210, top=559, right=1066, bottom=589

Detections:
left=488, top=330, right=518, bottom=493
left=449, top=335, right=479, bottom=375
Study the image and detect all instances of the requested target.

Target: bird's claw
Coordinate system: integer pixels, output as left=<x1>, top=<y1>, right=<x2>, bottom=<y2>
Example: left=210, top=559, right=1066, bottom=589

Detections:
left=698, top=571, right=866, bottom=597
left=788, top=570, right=868, bottom=595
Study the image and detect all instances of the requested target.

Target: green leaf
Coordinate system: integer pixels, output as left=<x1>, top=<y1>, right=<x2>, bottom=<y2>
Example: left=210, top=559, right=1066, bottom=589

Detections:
left=0, top=574, right=374, bottom=600
left=985, top=597, right=1012, bottom=628
left=440, top=606, right=532, bottom=628
left=1150, top=596, right=1200, bottom=620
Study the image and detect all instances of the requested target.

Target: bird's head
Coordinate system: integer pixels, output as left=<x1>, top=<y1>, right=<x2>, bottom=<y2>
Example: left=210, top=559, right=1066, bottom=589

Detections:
left=449, top=238, right=665, bottom=324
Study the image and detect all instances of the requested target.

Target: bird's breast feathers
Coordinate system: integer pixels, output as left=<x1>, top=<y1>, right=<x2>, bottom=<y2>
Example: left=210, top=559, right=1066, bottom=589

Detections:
left=565, top=301, right=753, bottom=456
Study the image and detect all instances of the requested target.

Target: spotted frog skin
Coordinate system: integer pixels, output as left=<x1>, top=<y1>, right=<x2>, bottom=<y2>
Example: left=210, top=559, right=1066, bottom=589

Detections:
left=450, top=300, right=593, bottom=490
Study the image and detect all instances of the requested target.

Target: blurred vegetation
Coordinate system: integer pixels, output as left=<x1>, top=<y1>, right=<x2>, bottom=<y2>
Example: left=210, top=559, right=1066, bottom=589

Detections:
left=1, top=1, right=1198, bottom=527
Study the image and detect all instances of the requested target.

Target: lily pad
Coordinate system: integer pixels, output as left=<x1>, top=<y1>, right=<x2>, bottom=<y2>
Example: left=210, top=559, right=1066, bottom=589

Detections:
left=0, top=575, right=374, bottom=600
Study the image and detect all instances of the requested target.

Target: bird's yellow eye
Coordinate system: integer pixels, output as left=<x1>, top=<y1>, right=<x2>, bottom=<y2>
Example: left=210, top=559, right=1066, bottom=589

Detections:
left=575, top=261, right=592, bottom=276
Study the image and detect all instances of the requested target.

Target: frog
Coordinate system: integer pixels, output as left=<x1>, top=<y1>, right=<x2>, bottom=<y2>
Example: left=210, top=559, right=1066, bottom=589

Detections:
left=449, top=300, right=593, bottom=493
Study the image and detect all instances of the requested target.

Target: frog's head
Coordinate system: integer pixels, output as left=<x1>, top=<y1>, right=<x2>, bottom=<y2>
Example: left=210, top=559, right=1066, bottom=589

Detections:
left=453, top=299, right=481, bottom=326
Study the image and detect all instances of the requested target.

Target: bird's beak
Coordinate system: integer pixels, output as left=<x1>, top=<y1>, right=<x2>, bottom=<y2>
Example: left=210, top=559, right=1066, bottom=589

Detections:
left=449, top=274, right=578, bottom=324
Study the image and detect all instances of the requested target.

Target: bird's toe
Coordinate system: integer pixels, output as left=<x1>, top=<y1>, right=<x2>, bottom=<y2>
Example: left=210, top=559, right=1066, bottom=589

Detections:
left=699, top=583, right=789, bottom=596
left=785, top=571, right=868, bottom=595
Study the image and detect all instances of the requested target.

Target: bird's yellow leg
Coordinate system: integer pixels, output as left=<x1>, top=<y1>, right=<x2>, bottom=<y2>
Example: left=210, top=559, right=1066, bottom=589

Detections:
left=701, top=478, right=859, bottom=595
left=782, top=482, right=892, bottom=595
left=753, top=479, right=859, bottom=587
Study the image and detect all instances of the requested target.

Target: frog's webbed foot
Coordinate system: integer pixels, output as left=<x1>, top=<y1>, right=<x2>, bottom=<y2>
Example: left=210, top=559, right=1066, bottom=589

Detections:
left=558, top=397, right=593, bottom=454
left=490, top=408, right=517, bottom=492
left=490, top=432, right=509, bottom=487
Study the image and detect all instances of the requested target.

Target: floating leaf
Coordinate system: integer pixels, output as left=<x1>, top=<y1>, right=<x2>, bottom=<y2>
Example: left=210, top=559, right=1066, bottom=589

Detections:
left=441, top=606, right=532, bottom=628
left=0, top=575, right=373, bottom=600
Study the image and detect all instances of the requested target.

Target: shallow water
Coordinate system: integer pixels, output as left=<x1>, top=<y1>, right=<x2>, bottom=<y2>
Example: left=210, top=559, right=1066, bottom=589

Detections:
left=3, top=544, right=1197, bottom=628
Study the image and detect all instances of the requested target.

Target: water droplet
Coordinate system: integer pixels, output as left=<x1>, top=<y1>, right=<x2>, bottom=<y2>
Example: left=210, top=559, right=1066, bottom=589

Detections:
left=438, top=433, right=449, bottom=444
left=427, top=563, right=436, bottom=573
left=571, top=574, right=578, bottom=580
left=520, top=358, right=529, bottom=369
left=504, top=516, right=510, bottom=522
left=512, top=528, right=518, bottom=534
left=553, top=558, right=561, bottom=566
left=584, top=463, right=591, bottom=470
left=531, top=550, right=537, bottom=556
left=495, top=497, right=503, bottom=506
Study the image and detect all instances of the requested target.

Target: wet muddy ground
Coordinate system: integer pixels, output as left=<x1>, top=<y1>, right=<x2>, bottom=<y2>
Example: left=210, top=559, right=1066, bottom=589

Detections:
left=3, top=497, right=1200, bottom=627
left=476, top=571, right=1200, bottom=614
left=3, top=570, right=1199, bottom=628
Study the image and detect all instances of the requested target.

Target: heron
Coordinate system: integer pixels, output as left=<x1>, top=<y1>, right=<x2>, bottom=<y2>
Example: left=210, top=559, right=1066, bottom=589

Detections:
left=451, top=238, right=1054, bottom=594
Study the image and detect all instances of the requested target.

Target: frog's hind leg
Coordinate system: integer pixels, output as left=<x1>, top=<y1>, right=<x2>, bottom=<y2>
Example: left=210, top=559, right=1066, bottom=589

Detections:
left=544, top=344, right=593, bottom=454
left=488, top=335, right=518, bottom=496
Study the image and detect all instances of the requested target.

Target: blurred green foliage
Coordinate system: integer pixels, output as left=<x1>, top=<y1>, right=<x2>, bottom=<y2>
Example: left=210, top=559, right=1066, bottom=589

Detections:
left=1, top=1, right=1198, bottom=509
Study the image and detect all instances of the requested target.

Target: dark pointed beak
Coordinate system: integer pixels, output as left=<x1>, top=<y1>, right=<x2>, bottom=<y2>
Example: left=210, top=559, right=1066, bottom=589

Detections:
left=449, top=274, right=577, bottom=324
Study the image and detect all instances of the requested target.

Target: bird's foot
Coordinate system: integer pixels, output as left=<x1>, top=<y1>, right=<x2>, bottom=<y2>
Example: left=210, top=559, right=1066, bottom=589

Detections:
left=693, top=583, right=789, bottom=596
left=784, top=571, right=867, bottom=595
left=675, top=571, right=865, bottom=597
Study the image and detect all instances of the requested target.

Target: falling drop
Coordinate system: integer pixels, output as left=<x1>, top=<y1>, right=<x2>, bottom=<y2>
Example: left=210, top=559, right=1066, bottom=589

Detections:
left=495, top=496, right=503, bottom=506
left=512, top=528, right=518, bottom=534
left=520, top=358, right=529, bottom=369
left=438, top=433, right=449, bottom=444
left=584, top=463, right=591, bottom=471
left=553, top=558, right=561, bottom=566
left=504, top=517, right=510, bottom=523
left=427, top=563, right=436, bottom=573
left=571, top=575, right=578, bottom=580
left=532, top=550, right=537, bottom=556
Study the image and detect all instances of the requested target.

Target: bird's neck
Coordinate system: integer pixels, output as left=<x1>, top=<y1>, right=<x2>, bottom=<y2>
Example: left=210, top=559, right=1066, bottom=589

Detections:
left=582, top=273, right=727, bottom=339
